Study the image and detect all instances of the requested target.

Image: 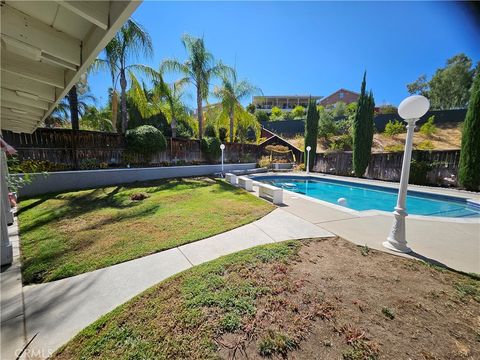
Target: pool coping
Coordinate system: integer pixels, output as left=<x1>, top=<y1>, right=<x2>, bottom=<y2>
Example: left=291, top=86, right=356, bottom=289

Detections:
left=250, top=172, right=480, bottom=224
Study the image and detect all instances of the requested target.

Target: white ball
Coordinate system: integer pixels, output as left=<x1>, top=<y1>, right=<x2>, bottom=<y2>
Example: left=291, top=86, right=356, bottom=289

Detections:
left=337, top=197, right=347, bottom=206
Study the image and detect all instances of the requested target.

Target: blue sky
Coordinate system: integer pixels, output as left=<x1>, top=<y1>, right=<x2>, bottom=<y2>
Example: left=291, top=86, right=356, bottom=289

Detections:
left=88, top=1, right=480, bottom=108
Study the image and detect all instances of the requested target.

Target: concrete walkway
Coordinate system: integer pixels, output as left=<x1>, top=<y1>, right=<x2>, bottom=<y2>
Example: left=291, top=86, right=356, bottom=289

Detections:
left=7, top=209, right=333, bottom=359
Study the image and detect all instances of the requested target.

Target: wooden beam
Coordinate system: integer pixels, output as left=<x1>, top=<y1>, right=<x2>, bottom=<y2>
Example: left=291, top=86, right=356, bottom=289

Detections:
left=44, top=0, right=141, bottom=122
left=1, top=4, right=82, bottom=66
left=1, top=70, right=56, bottom=102
left=1, top=51, right=65, bottom=88
left=0, top=118, right=38, bottom=134
left=1, top=100, right=46, bottom=117
left=1, top=89, right=50, bottom=110
left=1, top=107, right=42, bottom=121
left=55, top=0, right=109, bottom=30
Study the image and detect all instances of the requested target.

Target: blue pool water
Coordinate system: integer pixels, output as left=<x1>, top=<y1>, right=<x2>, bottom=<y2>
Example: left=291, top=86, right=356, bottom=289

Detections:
left=254, top=176, right=480, bottom=218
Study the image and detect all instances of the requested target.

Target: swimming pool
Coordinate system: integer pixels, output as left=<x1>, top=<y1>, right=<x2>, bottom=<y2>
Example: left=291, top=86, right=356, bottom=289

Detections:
left=253, top=176, right=480, bottom=218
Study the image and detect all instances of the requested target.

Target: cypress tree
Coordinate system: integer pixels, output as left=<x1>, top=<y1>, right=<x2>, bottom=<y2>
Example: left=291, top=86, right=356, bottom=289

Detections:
left=304, top=98, right=319, bottom=171
left=458, top=70, right=480, bottom=190
left=352, top=72, right=375, bottom=177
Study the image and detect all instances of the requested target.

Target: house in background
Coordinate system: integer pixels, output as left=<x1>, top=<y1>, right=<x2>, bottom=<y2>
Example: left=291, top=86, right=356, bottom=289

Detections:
left=253, top=95, right=322, bottom=113
left=318, top=88, right=359, bottom=107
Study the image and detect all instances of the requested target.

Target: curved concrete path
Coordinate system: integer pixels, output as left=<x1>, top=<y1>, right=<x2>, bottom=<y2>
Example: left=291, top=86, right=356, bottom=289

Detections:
left=15, top=209, right=333, bottom=359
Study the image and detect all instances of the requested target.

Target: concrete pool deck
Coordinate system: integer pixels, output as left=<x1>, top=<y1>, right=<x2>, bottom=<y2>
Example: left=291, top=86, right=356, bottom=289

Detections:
left=251, top=172, right=480, bottom=274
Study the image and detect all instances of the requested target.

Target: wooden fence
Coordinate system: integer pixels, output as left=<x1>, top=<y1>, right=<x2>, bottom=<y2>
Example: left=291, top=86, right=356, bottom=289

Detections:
left=2, top=128, right=260, bottom=169
left=314, top=150, right=461, bottom=187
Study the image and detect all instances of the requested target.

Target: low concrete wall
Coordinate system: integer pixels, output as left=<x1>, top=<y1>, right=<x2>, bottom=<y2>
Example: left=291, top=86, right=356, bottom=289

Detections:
left=13, top=163, right=257, bottom=198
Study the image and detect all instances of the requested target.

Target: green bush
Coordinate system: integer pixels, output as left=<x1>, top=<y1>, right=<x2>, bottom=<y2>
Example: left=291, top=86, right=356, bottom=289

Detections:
left=79, top=159, right=108, bottom=170
left=254, top=110, right=270, bottom=123
left=292, top=105, right=305, bottom=119
left=329, top=134, right=353, bottom=151
left=416, top=140, right=435, bottom=151
left=126, top=125, right=167, bottom=157
left=459, top=70, right=480, bottom=190
left=201, top=136, right=221, bottom=162
left=383, top=120, right=405, bottom=137
left=204, top=124, right=217, bottom=138
left=218, top=127, right=228, bottom=143
left=419, top=115, right=437, bottom=137
left=409, top=159, right=431, bottom=185
left=270, top=106, right=283, bottom=121
left=384, top=144, right=404, bottom=152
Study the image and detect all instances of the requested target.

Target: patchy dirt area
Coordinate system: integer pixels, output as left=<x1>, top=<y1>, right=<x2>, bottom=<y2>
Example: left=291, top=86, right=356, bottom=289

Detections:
left=373, top=123, right=462, bottom=152
left=285, top=123, right=462, bottom=152
left=53, top=237, right=480, bottom=360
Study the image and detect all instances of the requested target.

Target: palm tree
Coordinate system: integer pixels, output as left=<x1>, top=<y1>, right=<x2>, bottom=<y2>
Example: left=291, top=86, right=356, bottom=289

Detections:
left=128, top=71, right=192, bottom=138
left=213, top=70, right=261, bottom=142
left=80, top=106, right=113, bottom=132
left=95, top=19, right=153, bottom=133
left=161, top=34, right=231, bottom=139
left=45, top=89, right=95, bottom=128
left=152, top=72, right=190, bottom=138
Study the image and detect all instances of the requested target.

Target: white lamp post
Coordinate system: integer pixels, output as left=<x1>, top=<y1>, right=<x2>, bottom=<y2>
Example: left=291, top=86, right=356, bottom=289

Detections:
left=306, top=146, right=311, bottom=175
left=220, top=143, right=225, bottom=176
left=383, top=95, right=430, bottom=253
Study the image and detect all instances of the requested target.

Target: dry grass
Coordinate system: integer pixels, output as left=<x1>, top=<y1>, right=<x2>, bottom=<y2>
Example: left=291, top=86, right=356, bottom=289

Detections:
left=18, top=178, right=274, bottom=284
left=285, top=123, right=462, bottom=152
left=52, top=237, right=480, bottom=360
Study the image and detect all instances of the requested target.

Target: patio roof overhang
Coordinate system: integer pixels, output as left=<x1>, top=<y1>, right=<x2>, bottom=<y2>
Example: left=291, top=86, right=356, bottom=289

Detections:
left=0, top=0, right=142, bottom=134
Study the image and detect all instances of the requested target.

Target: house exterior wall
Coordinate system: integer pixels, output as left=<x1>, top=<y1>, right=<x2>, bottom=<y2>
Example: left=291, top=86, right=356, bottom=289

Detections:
left=319, top=89, right=359, bottom=107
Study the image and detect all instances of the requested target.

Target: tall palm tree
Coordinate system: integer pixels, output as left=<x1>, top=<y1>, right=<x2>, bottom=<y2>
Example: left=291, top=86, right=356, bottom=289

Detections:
left=213, top=70, right=261, bottom=142
left=95, top=19, right=153, bottom=133
left=161, top=34, right=231, bottom=139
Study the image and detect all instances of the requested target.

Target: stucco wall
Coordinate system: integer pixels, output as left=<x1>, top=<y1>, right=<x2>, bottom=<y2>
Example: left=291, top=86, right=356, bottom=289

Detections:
left=13, top=163, right=257, bottom=198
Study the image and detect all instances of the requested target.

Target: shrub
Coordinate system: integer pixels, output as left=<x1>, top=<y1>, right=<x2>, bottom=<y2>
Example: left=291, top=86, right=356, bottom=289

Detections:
left=270, top=106, right=283, bottom=121
left=255, top=110, right=270, bottom=123
left=201, top=136, right=221, bottom=162
left=126, top=125, right=167, bottom=158
left=78, top=159, right=109, bottom=170
left=419, top=115, right=437, bottom=137
left=218, top=127, right=228, bottom=143
left=416, top=140, right=435, bottom=151
left=204, top=124, right=217, bottom=138
left=383, top=120, right=405, bottom=137
left=318, top=112, right=338, bottom=140
left=409, top=159, right=431, bottom=185
left=292, top=105, right=305, bottom=119
left=384, top=144, right=404, bottom=152
left=329, top=134, right=353, bottom=151
left=459, top=70, right=480, bottom=190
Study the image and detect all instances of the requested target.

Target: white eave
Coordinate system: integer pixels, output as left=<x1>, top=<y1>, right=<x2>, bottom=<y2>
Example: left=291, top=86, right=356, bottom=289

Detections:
left=0, top=0, right=142, bottom=134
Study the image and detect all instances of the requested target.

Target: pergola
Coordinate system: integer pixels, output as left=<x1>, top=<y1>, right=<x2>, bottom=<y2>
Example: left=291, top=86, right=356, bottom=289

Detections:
left=0, top=0, right=142, bottom=265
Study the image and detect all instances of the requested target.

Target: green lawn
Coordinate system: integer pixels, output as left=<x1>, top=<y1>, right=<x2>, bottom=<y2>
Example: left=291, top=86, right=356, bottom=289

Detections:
left=52, top=241, right=301, bottom=360
left=19, top=177, right=274, bottom=284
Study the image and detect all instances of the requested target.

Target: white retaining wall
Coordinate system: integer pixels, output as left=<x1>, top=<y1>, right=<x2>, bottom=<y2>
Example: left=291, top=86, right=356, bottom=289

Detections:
left=13, top=163, right=256, bottom=198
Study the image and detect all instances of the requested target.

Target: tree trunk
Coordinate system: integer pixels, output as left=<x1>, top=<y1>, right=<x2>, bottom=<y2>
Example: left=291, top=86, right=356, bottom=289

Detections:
left=229, top=107, right=234, bottom=143
left=196, top=87, right=203, bottom=139
left=68, top=85, right=79, bottom=130
left=120, top=70, right=128, bottom=133
left=68, top=85, right=79, bottom=169
left=111, top=90, right=118, bottom=132
left=171, top=117, right=177, bottom=138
